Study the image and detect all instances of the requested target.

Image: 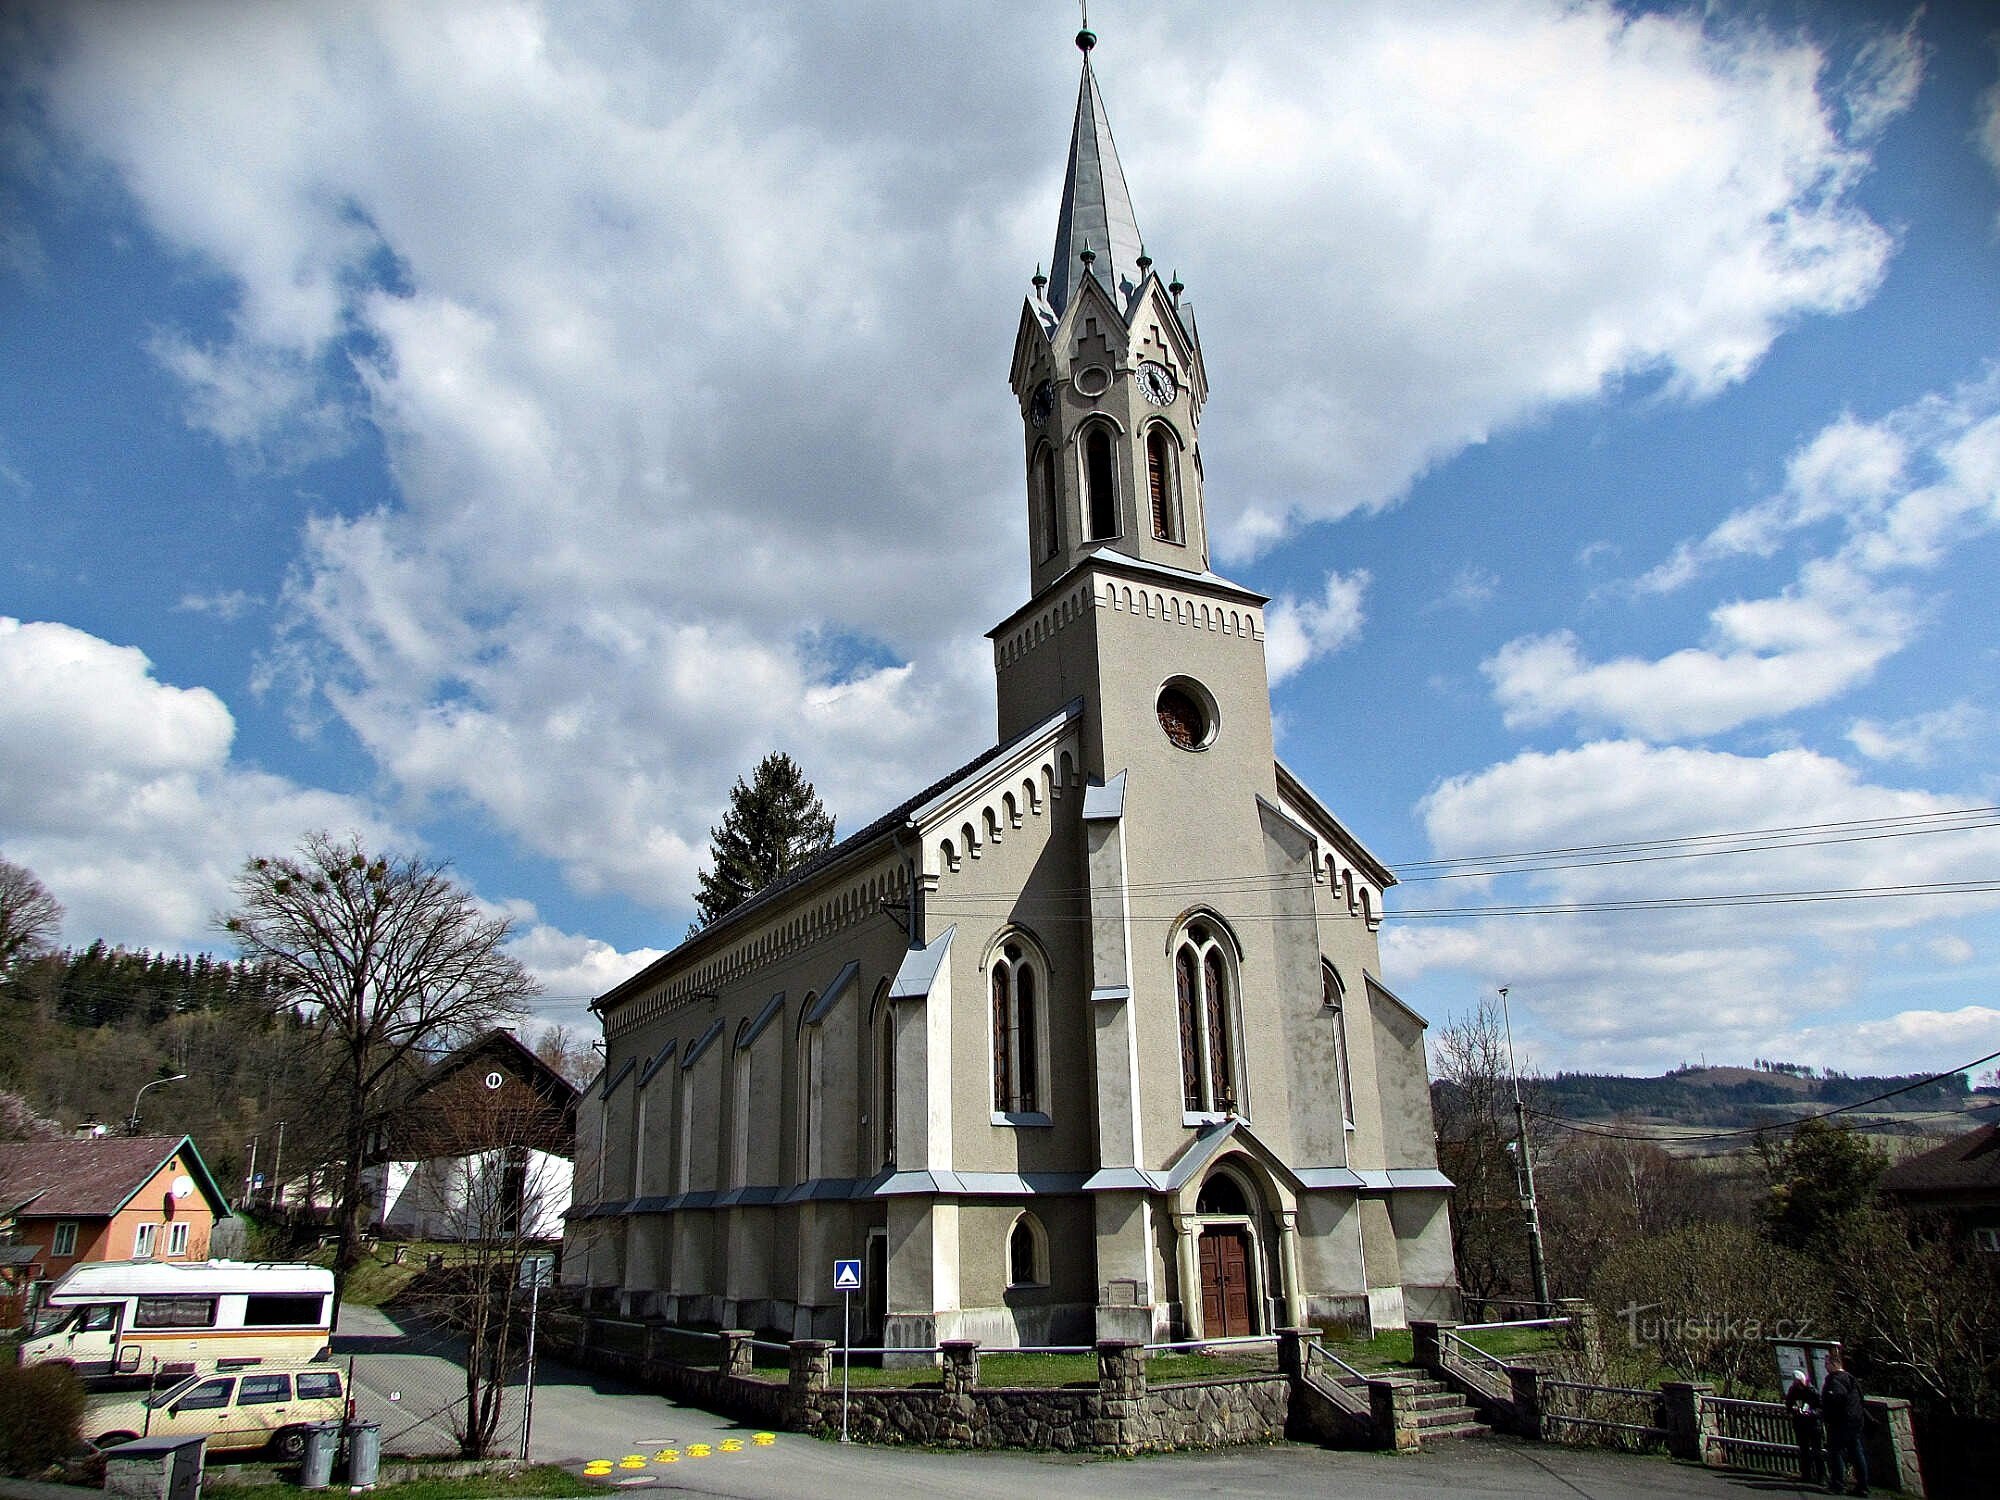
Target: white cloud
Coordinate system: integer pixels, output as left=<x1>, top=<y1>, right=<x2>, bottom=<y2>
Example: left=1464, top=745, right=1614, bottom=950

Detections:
left=1977, top=58, right=2000, bottom=228
left=175, top=590, right=264, bottom=623
left=1495, top=376, right=2000, bottom=739
left=14, top=0, right=1916, bottom=916
left=504, top=920, right=664, bottom=1033
left=0, top=617, right=400, bottom=949
left=1265, top=568, right=1370, bottom=682
left=1847, top=702, right=1986, bottom=765
left=1786, top=1005, right=2000, bottom=1079
left=1485, top=566, right=1913, bottom=739
left=1840, top=11, right=1926, bottom=141
left=1396, top=738, right=2000, bottom=1070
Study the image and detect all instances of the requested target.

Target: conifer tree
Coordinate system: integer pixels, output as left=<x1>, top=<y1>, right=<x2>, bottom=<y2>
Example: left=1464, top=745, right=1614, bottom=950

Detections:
left=692, top=752, right=836, bottom=930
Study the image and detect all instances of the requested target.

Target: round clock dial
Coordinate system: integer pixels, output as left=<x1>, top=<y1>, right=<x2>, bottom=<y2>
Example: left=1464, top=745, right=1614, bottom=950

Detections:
left=1137, top=360, right=1177, bottom=405
left=1029, top=380, right=1054, bottom=429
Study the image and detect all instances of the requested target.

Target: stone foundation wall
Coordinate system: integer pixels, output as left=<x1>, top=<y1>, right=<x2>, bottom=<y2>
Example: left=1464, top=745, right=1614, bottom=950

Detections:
left=541, top=1311, right=1301, bottom=1454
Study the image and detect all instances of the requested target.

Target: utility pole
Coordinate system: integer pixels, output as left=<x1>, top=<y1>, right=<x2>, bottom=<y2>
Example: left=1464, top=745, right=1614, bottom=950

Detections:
left=244, top=1136, right=259, bottom=1206
left=269, top=1121, right=285, bottom=1211
left=1497, top=987, right=1551, bottom=1313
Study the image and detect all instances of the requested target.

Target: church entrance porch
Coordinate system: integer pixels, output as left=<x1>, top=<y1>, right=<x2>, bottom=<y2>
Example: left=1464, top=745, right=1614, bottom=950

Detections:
left=1197, top=1225, right=1253, bottom=1337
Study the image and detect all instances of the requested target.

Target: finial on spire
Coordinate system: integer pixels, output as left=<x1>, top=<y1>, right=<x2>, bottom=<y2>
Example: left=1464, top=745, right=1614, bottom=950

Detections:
left=1079, top=240, right=1096, bottom=266
left=1032, top=263, right=1048, bottom=290
left=1076, top=0, right=1095, bottom=52
left=1168, top=270, right=1183, bottom=300
left=1136, top=244, right=1152, bottom=273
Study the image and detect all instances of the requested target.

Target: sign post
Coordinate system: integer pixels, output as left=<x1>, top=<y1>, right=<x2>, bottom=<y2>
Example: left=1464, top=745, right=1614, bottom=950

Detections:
left=832, top=1258, right=862, bottom=1443
left=519, top=1253, right=555, bottom=1460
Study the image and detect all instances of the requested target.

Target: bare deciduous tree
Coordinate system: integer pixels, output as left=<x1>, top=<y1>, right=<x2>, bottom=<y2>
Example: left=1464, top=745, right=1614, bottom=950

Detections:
left=219, top=832, right=538, bottom=1308
left=0, top=857, right=62, bottom=973
left=396, top=1069, right=571, bottom=1456
left=1432, top=996, right=1546, bottom=1304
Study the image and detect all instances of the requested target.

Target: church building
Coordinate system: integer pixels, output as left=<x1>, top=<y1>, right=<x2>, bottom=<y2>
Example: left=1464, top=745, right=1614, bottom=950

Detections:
left=565, top=27, right=1457, bottom=1350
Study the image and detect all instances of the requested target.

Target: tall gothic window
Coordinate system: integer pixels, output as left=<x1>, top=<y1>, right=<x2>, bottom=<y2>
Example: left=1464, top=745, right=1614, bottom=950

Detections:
left=1084, top=427, right=1117, bottom=540
left=1146, top=426, right=1179, bottom=541
left=990, top=938, right=1044, bottom=1115
left=1322, top=961, right=1355, bottom=1129
left=872, top=981, right=896, bottom=1170
left=1037, top=446, right=1060, bottom=561
left=1176, top=922, right=1239, bottom=1116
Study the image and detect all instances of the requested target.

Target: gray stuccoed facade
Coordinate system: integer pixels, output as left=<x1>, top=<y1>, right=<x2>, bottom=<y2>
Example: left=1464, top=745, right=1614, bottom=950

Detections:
left=565, top=28, right=1458, bottom=1351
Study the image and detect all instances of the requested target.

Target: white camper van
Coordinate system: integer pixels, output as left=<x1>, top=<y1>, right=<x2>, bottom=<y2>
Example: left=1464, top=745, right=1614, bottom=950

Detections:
left=20, top=1260, right=334, bottom=1380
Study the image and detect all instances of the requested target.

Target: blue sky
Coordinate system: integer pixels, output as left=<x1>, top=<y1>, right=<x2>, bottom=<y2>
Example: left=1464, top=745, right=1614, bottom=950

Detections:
left=3, top=0, right=1997, bottom=1077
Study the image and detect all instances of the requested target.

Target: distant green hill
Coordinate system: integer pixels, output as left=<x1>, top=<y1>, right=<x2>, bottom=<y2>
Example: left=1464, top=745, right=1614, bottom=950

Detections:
left=1438, top=1061, right=1990, bottom=1139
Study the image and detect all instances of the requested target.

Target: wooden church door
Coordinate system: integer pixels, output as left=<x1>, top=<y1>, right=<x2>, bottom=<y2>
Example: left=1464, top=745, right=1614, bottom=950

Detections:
left=1198, top=1227, right=1252, bottom=1337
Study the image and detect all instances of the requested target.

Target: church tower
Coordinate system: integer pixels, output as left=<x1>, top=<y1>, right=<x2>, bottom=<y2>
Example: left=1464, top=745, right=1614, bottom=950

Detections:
left=1008, top=26, right=1213, bottom=599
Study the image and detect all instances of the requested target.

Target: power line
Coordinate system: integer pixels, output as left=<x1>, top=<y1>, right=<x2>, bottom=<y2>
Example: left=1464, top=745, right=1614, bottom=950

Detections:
left=1394, top=806, right=2000, bottom=872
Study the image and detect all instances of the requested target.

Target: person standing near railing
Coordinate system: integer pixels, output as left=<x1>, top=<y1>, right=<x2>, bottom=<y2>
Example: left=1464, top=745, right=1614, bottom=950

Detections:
left=1819, top=1352, right=1868, bottom=1496
left=1784, top=1368, right=1824, bottom=1488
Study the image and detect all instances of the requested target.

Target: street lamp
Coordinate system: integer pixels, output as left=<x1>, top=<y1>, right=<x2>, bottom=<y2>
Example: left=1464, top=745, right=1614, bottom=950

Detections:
left=1496, top=987, right=1551, bottom=1313
left=127, top=1074, right=188, bottom=1135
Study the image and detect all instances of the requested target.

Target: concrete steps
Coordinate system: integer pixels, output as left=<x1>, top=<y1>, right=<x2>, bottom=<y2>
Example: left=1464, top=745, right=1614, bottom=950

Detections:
left=1336, top=1366, right=1492, bottom=1441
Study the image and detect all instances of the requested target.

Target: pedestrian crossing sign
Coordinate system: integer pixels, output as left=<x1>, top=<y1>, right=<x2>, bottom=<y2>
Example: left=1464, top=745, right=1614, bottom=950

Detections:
left=833, top=1258, right=862, bottom=1291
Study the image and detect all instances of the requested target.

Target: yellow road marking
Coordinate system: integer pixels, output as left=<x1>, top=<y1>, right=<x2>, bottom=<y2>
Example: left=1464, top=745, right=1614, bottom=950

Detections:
left=753, top=1432, right=777, bottom=1446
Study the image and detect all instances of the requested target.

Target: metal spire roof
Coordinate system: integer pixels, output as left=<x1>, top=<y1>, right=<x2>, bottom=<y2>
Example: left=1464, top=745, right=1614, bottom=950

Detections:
left=1047, top=48, right=1145, bottom=318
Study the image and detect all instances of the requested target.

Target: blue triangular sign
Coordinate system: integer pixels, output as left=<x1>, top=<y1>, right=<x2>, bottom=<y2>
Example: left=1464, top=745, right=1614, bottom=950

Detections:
left=832, top=1258, right=862, bottom=1291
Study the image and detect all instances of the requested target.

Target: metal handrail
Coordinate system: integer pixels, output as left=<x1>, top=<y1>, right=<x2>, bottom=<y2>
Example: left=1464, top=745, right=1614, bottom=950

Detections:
left=1144, top=1334, right=1279, bottom=1351
left=1301, top=1341, right=1373, bottom=1416
left=1471, top=1316, right=1571, bottom=1331
left=1440, top=1327, right=1513, bottom=1375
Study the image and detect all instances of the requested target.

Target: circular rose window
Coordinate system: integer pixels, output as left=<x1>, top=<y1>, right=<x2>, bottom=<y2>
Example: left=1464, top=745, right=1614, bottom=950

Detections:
left=1156, top=679, right=1217, bottom=750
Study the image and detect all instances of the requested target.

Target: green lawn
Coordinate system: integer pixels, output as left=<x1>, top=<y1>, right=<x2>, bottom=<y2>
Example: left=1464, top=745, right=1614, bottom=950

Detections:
left=1314, top=1323, right=1559, bottom=1371
left=822, top=1346, right=1278, bottom=1390
left=207, top=1464, right=581, bottom=1500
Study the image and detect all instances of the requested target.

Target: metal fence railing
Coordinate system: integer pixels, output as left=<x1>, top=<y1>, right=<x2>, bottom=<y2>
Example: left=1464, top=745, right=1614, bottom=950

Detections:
left=1541, top=1380, right=1666, bottom=1451
left=1701, top=1394, right=1798, bottom=1475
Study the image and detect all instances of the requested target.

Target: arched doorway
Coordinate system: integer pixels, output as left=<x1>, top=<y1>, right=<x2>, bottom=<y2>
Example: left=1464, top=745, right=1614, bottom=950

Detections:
left=1191, top=1169, right=1263, bottom=1338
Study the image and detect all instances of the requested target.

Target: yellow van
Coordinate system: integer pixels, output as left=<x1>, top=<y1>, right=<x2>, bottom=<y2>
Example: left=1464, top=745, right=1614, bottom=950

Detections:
left=87, top=1366, right=348, bottom=1460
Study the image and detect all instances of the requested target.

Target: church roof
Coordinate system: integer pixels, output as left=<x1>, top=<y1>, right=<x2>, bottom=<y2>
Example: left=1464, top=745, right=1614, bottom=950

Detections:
left=594, top=702, right=1084, bottom=1015
left=1047, top=53, right=1146, bottom=317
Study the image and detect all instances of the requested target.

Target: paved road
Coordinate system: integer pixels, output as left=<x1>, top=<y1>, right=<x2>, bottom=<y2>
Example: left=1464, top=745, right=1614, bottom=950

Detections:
left=338, top=1307, right=1832, bottom=1498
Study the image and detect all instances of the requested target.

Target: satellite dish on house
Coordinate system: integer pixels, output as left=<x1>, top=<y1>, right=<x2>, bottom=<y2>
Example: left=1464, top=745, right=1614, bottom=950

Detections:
left=172, top=1175, right=195, bottom=1200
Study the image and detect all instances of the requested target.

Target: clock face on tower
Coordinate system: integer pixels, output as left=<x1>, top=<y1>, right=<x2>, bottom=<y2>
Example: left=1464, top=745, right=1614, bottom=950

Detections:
left=1029, top=380, right=1055, bottom=429
left=1137, top=360, right=1176, bottom=405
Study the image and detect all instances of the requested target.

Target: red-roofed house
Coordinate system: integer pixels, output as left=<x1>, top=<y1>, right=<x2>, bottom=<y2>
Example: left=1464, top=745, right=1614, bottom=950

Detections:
left=1880, top=1122, right=2000, bottom=1253
left=0, top=1135, right=231, bottom=1284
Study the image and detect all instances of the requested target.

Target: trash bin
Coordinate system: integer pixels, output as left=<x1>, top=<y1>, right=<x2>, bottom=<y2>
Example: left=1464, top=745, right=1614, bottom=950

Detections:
left=301, top=1420, right=341, bottom=1490
left=346, top=1419, right=382, bottom=1490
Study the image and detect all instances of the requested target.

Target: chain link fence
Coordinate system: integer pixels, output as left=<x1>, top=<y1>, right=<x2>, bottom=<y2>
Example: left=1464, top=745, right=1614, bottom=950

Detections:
left=336, top=1304, right=528, bottom=1458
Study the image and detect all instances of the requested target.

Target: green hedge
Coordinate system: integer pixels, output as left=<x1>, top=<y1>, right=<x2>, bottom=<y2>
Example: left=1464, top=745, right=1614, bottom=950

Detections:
left=0, top=1361, right=85, bottom=1476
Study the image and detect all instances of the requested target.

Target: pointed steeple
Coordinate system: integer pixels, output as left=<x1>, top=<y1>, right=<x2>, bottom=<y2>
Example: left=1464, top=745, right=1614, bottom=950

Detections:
left=1047, top=35, right=1145, bottom=316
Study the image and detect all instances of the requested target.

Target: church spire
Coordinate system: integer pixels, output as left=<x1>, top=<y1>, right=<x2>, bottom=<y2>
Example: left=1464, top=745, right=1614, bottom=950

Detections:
left=1047, top=27, right=1145, bottom=316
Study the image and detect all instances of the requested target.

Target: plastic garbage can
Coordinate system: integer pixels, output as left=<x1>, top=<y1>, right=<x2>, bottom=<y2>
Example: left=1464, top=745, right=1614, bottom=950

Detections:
left=346, top=1420, right=382, bottom=1490
left=301, top=1420, right=341, bottom=1490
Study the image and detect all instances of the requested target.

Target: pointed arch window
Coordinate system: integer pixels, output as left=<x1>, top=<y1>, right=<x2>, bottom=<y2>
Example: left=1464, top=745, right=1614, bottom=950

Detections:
left=1322, top=961, right=1356, bottom=1130
left=1175, top=921, right=1240, bottom=1118
left=990, top=937, right=1048, bottom=1119
left=1084, top=427, right=1117, bottom=541
left=1036, top=445, right=1060, bottom=561
left=1007, top=1211, right=1048, bottom=1288
left=1146, top=426, right=1181, bottom=542
left=872, top=981, right=896, bottom=1170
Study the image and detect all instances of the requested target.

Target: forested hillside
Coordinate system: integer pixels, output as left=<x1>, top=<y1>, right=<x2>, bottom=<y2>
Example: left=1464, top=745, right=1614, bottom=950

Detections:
left=0, top=944, right=325, bottom=1199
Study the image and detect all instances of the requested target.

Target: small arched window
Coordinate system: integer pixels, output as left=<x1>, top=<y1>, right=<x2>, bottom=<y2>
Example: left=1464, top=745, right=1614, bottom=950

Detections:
left=1322, top=962, right=1355, bottom=1130
left=872, top=980, right=896, bottom=1170
left=1146, top=426, right=1180, bottom=542
left=1036, top=446, right=1060, bottom=561
left=1175, top=922, right=1239, bottom=1116
left=990, top=938, right=1045, bottom=1116
left=1084, top=427, right=1117, bottom=540
left=1007, top=1211, right=1047, bottom=1287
